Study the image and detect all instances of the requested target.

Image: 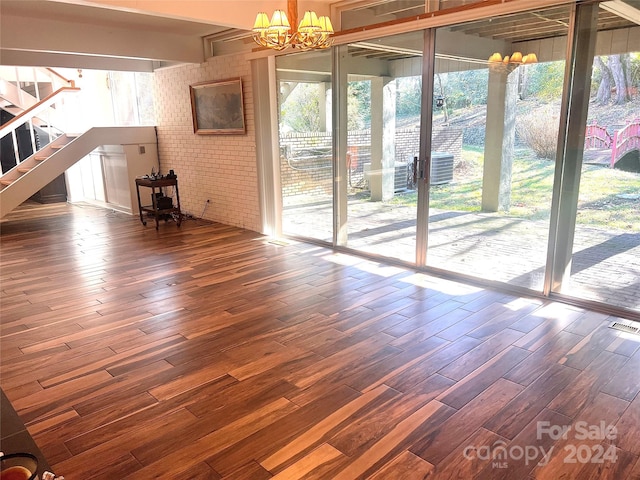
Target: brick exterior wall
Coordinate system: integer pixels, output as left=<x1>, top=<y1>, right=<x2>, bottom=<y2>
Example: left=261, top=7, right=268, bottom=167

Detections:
left=396, top=127, right=464, bottom=165
left=153, top=56, right=261, bottom=232
left=279, top=131, right=374, bottom=197
left=280, top=127, right=463, bottom=198
left=280, top=132, right=333, bottom=197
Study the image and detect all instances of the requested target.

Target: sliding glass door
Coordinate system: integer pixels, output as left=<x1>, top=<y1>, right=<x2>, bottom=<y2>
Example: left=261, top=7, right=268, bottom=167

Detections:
left=552, top=4, right=640, bottom=313
left=335, top=32, right=425, bottom=263
left=424, top=6, right=570, bottom=292
left=270, top=1, right=639, bottom=317
left=277, top=49, right=334, bottom=242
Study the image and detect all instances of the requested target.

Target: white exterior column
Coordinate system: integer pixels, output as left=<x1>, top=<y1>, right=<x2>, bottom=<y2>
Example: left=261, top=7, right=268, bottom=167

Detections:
left=318, top=82, right=331, bottom=132
left=370, top=76, right=397, bottom=201
left=482, top=66, right=518, bottom=212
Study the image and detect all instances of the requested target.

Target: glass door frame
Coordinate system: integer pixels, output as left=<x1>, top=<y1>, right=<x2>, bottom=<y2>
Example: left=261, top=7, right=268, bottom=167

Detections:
left=332, top=45, right=348, bottom=247
left=258, top=0, right=640, bottom=321
left=415, top=28, right=436, bottom=267
left=329, top=0, right=577, bottom=273
left=331, top=30, right=422, bottom=267
left=545, top=2, right=599, bottom=295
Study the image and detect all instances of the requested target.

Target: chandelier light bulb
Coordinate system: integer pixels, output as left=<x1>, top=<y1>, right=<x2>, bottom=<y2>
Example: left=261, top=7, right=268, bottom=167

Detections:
left=251, top=1, right=334, bottom=51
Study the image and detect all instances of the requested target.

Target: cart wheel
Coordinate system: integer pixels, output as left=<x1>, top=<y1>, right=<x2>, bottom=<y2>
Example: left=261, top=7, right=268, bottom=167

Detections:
left=142, top=221, right=147, bottom=226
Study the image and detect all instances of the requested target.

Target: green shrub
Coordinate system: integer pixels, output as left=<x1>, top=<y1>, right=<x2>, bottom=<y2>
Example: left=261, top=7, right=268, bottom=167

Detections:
left=516, top=106, right=560, bottom=160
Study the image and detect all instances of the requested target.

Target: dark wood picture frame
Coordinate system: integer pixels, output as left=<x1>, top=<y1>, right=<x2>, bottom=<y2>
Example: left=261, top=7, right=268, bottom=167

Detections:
left=189, top=78, right=246, bottom=135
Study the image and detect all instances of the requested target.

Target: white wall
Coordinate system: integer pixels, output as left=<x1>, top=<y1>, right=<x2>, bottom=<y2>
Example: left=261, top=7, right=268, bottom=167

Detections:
left=153, top=55, right=261, bottom=231
left=66, top=142, right=158, bottom=214
left=55, top=68, right=116, bottom=132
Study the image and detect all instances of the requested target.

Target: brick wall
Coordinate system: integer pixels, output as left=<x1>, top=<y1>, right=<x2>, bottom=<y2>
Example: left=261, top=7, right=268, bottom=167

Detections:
left=280, top=132, right=331, bottom=197
left=280, top=127, right=463, bottom=198
left=153, top=56, right=464, bottom=227
left=396, top=127, right=464, bottom=164
left=153, top=56, right=261, bottom=232
left=279, top=131, right=374, bottom=197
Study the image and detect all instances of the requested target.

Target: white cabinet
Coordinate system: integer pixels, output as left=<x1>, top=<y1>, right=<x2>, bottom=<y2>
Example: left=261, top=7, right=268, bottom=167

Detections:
left=66, top=143, right=158, bottom=214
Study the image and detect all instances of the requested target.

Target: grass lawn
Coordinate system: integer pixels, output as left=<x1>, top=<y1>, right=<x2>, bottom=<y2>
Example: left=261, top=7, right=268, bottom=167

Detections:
left=390, top=145, right=640, bottom=231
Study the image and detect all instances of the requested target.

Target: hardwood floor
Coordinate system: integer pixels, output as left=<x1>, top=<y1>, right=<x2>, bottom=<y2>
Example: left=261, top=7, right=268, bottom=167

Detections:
left=1, top=202, right=640, bottom=479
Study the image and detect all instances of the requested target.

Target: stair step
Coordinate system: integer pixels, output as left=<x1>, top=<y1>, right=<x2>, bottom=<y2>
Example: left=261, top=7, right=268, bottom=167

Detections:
left=1, top=180, right=13, bottom=187
left=34, top=156, right=48, bottom=161
left=51, top=145, right=64, bottom=150
left=17, top=167, right=31, bottom=174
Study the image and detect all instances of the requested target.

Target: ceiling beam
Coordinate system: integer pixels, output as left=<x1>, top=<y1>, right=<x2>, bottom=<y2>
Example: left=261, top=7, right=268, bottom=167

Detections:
left=0, top=49, right=158, bottom=71
left=0, top=11, right=206, bottom=66
left=600, top=0, right=640, bottom=24
left=49, top=0, right=333, bottom=30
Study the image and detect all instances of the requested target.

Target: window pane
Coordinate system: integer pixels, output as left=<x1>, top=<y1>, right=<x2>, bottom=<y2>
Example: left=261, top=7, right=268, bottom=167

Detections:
left=277, top=50, right=334, bottom=242
left=426, top=6, right=570, bottom=291
left=341, top=0, right=487, bottom=30
left=560, top=8, right=640, bottom=312
left=342, top=31, right=423, bottom=263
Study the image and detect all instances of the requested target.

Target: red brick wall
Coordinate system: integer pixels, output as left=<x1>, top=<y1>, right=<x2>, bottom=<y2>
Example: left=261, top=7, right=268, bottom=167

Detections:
left=280, top=127, right=463, bottom=198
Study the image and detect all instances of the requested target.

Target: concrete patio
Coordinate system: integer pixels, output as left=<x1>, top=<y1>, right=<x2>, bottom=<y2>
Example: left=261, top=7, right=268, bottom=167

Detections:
left=283, top=194, right=640, bottom=313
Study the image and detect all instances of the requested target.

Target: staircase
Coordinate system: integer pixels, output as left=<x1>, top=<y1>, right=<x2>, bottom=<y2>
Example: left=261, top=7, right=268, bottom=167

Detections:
left=0, top=68, right=79, bottom=160
left=0, top=67, right=78, bottom=139
left=1, top=126, right=159, bottom=218
left=1, top=67, right=159, bottom=218
left=0, top=67, right=80, bottom=210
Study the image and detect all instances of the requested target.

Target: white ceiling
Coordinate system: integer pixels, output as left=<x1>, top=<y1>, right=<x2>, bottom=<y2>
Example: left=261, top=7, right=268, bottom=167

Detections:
left=0, top=0, right=346, bottom=71
left=3, top=0, right=637, bottom=72
left=1, top=1, right=226, bottom=35
left=0, top=0, right=235, bottom=70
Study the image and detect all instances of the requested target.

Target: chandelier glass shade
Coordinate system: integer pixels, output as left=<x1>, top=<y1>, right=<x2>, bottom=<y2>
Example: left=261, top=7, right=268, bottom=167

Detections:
left=488, top=51, right=538, bottom=72
left=252, top=7, right=334, bottom=51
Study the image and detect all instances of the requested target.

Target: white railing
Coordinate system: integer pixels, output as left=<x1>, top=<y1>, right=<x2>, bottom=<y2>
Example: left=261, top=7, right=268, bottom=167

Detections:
left=0, top=67, right=79, bottom=164
left=0, top=87, right=80, bottom=162
left=0, top=66, right=74, bottom=107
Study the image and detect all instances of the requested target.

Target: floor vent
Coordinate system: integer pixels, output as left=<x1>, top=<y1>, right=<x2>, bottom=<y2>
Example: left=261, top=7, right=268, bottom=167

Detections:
left=609, top=322, right=640, bottom=335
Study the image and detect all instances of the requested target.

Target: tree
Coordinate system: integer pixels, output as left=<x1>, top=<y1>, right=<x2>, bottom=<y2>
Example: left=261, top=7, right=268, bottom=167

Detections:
left=348, top=80, right=371, bottom=130
left=396, top=76, right=421, bottom=120
left=592, top=54, right=633, bottom=106
left=279, top=83, right=322, bottom=132
left=435, top=73, right=449, bottom=123
left=609, top=54, right=631, bottom=104
left=594, top=56, right=612, bottom=105
left=629, top=53, right=640, bottom=91
left=523, top=61, right=565, bottom=99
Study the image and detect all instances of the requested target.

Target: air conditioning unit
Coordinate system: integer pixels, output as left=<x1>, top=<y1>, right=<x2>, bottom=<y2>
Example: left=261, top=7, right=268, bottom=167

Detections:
left=394, top=163, right=408, bottom=191
left=364, top=163, right=409, bottom=192
left=430, top=152, right=454, bottom=185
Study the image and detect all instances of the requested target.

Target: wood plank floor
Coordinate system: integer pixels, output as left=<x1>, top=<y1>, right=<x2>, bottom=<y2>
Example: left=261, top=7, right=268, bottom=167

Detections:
left=1, top=202, right=640, bottom=479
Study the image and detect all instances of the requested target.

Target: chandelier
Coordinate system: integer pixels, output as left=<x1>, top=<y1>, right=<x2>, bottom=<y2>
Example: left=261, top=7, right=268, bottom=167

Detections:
left=252, top=0, right=334, bottom=51
left=488, top=51, right=538, bottom=72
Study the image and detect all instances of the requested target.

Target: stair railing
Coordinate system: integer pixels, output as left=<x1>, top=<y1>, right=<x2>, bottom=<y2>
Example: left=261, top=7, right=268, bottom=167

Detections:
left=0, top=66, right=75, bottom=110
left=1, top=66, right=78, bottom=164
left=1, top=85, right=80, bottom=164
